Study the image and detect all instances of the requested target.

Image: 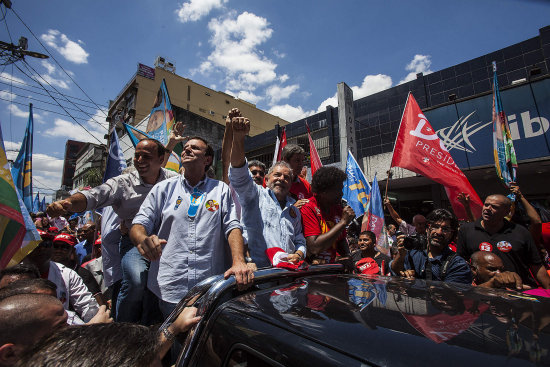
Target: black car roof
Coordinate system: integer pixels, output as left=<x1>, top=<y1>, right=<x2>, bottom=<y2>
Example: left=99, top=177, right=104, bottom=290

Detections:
left=223, top=274, right=550, bottom=366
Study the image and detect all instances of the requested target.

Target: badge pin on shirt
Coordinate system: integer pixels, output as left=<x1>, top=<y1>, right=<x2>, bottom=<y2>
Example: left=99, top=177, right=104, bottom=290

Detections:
left=188, top=188, right=205, bottom=218
left=174, top=196, right=183, bottom=210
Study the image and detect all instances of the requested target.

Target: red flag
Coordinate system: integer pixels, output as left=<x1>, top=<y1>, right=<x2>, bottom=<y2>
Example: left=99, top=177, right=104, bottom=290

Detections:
left=276, top=127, right=287, bottom=162
left=306, top=123, right=322, bottom=175
left=391, top=93, right=482, bottom=220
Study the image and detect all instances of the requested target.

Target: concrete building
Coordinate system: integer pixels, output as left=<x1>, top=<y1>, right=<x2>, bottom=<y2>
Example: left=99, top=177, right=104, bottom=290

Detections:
left=60, top=140, right=86, bottom=191
left=245, top=25, right=550, bottom=221
left=106, top=57, right=290, bottom=169
left=72, top=143, right=106, bottom=189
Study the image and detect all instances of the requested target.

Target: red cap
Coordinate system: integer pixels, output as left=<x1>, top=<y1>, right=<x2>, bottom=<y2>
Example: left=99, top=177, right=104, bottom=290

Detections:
left=48, top=226, right=59, bottom=233
left=94, top=238, right=102, bottom=246
left=356, top=257, right=380, bottom=275
left=37, top=229, right=54, bottom=240
left=53, top=233, right=78, bottom=247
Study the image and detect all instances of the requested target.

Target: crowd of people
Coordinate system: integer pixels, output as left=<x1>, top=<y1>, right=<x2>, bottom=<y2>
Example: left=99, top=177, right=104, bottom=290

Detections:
left=1, top=108, right=550, bottom=366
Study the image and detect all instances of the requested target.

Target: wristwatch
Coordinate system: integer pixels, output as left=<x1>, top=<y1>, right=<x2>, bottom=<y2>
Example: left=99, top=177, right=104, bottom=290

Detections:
left=245, top=256, right=253, bottom=263
left=161, top=325, right=175, bottom=342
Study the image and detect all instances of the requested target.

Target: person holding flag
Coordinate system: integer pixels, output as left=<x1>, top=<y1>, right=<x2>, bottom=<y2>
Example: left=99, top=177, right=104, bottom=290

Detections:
left=362, top=174, right=390, bottom=255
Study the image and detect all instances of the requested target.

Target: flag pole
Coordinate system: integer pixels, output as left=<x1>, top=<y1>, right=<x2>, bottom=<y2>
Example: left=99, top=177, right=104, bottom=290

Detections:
left=385, top=92, right=411, bottom=202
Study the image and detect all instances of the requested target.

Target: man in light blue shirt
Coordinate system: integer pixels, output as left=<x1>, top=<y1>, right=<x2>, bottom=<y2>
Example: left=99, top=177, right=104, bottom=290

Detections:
left=229, top=116, right=306, bottom=268
left=131, top=136, right=253, bottom=316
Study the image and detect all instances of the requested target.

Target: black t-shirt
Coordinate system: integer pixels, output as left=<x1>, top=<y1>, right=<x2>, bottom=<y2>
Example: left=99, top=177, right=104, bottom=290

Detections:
left=456, top=219, right=542, bottom=286
left=76, top=266, right=102, bottom=296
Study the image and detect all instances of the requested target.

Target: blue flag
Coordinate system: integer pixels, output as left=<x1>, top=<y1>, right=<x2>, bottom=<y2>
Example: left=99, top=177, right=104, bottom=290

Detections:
left=40, top=197, right=46, bottom=212
left=104, top=129, right=128, bottom=182
left=122, top=122, right=152, bottom=147
left=343, top=150, right=371, bottom=217
left=10, top=104, right=34, bottom=212
left=32, top=192, right=40, bottom=213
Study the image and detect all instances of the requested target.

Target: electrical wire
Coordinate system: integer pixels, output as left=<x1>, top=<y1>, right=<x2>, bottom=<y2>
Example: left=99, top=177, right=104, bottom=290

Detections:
left=13, top=62, right=104, bottom=144
left=0, top=77, right=108, bottom=109
left=10, top=7, right=108, bottom=118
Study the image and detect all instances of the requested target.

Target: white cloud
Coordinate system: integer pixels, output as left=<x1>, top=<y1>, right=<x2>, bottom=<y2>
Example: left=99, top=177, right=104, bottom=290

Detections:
left=40, top=29, right=89, bottom=64
left=8, top=104, right=32, bottom=118
left=0, top=89, right=16, bottom=100
left=399, top=54, right=432, bottom=84
left=42, top=74, right=70, bottom=89
left=43, top=109, right=108, bottom=143
left=176, top=0, right=227, bottom=22
left=317, top=74, right=393, bottom=112
left=200, top=12, right=278, bottom=91
left=266, top=84, right=299, bottom=105
left=231, top=90, right=262, bottom=104
left=273, top=50, right=286, bottom=59
left=0, top=72, right=25, bottom=85
left=41, top=60, right=56, bottom=75
left=267, top=104, right=314, bottom=122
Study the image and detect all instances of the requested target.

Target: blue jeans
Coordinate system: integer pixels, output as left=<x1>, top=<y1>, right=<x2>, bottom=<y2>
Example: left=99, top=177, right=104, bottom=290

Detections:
left=116, top=235, right=150, bottom=324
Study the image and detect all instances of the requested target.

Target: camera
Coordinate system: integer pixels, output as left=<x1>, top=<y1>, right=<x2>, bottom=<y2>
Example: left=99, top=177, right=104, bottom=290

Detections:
left=395, top=231, right=426, bottom=251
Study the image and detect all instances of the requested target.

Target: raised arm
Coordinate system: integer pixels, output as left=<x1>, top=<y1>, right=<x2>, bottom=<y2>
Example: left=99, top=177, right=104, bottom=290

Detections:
left=163, top=121, right=187, bottom=168
left=221, top=109, right=241, bottom=184
left=230, top=116, right=250, bottom=169
left=384, top=198, right=403, bottom=226
left=510, top=182, right=542, bottom=244
left=457, top=192, right=476, bottom=222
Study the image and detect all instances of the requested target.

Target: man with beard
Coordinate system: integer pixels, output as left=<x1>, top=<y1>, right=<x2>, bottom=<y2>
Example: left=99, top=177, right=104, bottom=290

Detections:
left=229, top=116, right=306, bottom=268
left=391, top=209, right=472, bottom=284
left=457, top=194, right=550, bottom=288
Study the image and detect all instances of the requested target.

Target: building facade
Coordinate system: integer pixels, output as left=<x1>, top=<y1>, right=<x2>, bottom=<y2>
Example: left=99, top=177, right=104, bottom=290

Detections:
left=245, top=25, right=550, bottom=220
left=72, top=143, right=106, bottom=189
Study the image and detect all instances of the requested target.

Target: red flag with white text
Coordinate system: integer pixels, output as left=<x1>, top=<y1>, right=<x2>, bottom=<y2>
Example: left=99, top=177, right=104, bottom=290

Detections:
left=306, top=123, right=322, bottom=175
left=391, top=93, right=482, bottom=220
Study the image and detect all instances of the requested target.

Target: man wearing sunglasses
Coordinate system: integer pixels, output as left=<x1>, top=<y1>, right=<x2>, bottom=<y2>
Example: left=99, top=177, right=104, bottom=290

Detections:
left=248, top=160, right=266, bottom=186
left=130, top=136, right=252, bottom=320
left=391, top=209, right=472, bottom=284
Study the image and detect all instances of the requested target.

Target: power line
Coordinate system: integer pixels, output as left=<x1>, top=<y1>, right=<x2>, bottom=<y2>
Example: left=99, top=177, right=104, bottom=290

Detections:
left=0, top=76, right=109, bottom=109
left=2, top=88, right=102, bottom=116
left=10, top=7, right=108, bottom=118
left=0, top=95, right=98, bottom=121
left=13, top=62, right=104, bottom=144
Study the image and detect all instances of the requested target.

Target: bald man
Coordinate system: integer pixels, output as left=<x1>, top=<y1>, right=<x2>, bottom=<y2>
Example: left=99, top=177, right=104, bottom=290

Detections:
left=0, top=293, right=68, bottom=366
left=457, top=194, right=550, bottom=288
left=470, top=251, right=525, bottom=290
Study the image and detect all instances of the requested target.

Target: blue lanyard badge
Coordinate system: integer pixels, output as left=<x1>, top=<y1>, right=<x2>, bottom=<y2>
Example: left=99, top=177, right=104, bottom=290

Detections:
left=188, top=188, right=205, bottom=218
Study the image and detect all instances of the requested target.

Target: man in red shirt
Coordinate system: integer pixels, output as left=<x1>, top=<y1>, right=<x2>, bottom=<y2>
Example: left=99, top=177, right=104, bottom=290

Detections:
left=282, top=144, right=312, bottom=206
left=300, top=166, right=355, bottom=264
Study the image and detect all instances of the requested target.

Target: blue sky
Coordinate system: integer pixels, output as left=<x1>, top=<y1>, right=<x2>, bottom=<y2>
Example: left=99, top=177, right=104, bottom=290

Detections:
left=1, top=0, right=549, bottom=201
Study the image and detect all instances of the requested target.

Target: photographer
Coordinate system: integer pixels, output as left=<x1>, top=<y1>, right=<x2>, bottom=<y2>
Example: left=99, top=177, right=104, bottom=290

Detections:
left=390, top=209, right=472, bottom=284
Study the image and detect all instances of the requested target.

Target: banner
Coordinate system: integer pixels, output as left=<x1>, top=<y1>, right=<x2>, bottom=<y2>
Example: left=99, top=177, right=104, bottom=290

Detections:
left=391, top=93, right=483, bottom=220
left=10, top=103, right=34, bottom=213
left=0, top=124, right=41, bottom=269
left=145, top=79, right=175, bottom=146
left=104, top=129, right=127, bottom=182
left=306, top=123, right=322, bottom=176
left=362, top=174, right=388, bottom=252
left=492, top=62, right=518, bottom=188
left=40, top=196, right=46, bottom=212
left=343, top=150, right=371, bottom=217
